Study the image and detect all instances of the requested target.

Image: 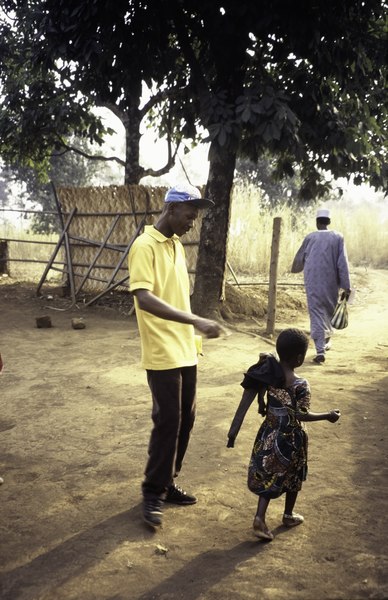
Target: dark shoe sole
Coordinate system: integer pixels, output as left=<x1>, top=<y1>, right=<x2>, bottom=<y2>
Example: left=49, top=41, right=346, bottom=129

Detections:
left=164, top=497, right=197, bottom=506
left=164, top=497, right=198, bottom=506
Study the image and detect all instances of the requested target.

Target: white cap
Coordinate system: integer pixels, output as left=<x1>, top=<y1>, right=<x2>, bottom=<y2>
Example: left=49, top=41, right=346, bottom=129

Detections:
left=316, top=208, right=331, bottom=219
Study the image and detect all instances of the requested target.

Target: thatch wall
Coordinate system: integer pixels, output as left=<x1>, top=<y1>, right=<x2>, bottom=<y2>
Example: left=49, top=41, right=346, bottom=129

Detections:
left=57, top=185, right=202, bottom=293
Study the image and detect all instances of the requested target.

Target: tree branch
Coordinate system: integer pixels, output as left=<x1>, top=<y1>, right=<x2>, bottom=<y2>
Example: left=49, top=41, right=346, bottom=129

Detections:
left=142, top=139, right=181, bottom=178
left=54, top=135, right=126, bottom=167
left=94, top=99, right=128, bottom=127
left=139, top=86, right=188, bottom=120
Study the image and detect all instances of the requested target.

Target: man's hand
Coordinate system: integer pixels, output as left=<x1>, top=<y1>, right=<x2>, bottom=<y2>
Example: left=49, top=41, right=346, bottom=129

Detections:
left=193, top=317, right=223, bottom=338
left=134, top=290, right=225, bottom=338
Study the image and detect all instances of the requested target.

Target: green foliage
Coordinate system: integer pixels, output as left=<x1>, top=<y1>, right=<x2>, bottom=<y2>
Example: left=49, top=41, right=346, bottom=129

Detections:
left=180, top=1, right=388, bottom=197
left=0, top=4, right=110, bottom=179
left=32, top=0, right=192, bottom=182
left=0, top=0, right=386, bottom=197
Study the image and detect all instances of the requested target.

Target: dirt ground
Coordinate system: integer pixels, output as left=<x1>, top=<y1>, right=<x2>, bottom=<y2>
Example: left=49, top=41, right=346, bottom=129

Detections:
left=0, top=268, right=387, bottom=600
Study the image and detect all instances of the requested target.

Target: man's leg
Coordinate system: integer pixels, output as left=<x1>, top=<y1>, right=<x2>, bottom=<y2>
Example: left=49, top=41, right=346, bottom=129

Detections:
left=308, top=302, right=326, bottom=363
left=312, top=331, right=326, bottom=361
left=142, top=368, right=182, bottom=526
left=165, top=365, right=198, bottom=505
left=174, top=365, right=196, bottom=476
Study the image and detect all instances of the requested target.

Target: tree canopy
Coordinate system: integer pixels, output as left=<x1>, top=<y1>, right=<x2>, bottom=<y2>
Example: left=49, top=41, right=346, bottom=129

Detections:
left=170, top=0, right=387, bottom=195
left=1, top=1, right=386, bottom=193
left=0, top=3, right=109, bottom=180
left=0, top=0, right=195, bottom=183
left=0, top=0, right=387, bottom=314
left=162, top=1, right=387, bottom=312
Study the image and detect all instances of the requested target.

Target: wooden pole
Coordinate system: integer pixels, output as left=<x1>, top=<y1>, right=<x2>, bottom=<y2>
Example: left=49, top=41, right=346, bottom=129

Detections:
left=0, top=241, right=9, bottom=275
left=36, top=208, right=77, bottom=296
left=75, top=214, right=121, bottom=296
left=266, top=217, right=282, bottom=335
left=227, top=261, right=240, bottom=287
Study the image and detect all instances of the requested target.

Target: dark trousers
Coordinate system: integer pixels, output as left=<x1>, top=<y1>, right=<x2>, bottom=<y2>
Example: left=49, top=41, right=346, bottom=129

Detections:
left=142, top=366, right=197, bottom=499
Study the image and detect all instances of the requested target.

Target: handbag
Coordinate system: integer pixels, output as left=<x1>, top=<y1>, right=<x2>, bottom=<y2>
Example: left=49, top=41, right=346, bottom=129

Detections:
left=331, top=293, right=349, bottom=329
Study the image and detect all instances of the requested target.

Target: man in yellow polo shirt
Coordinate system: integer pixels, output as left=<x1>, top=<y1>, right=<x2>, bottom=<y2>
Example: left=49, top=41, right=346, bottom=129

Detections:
left=128, top=184, right=222, bottom=529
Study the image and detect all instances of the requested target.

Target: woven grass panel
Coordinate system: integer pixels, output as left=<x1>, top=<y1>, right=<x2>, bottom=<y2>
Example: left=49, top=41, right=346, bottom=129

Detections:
left=57, top=185, right=201, bottom=293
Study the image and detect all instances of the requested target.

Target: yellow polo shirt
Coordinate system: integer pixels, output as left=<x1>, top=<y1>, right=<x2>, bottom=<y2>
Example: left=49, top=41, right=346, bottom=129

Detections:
left=128, top=225, right=198, bottom=370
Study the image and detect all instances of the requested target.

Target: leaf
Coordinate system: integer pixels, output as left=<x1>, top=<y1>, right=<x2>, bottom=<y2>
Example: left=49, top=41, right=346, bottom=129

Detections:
left=241, top=108, right=251, bottom=123
left=250, top=102, right=264, bottom=115
left=269, top=122, right=281, bottom=140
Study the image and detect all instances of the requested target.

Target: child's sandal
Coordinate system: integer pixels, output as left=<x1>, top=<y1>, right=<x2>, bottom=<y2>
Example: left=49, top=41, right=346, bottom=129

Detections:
left=282, top=513, right=304, bottom=527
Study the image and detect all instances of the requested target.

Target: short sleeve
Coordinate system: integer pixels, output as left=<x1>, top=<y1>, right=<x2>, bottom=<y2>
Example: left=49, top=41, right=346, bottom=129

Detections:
left=241, top=354, right=284, bottom=390
left=241, top=373, right=266, bottom=391
left=128, top=239, right=155, bottom=293
left=294, top=379, right=311, bottom=413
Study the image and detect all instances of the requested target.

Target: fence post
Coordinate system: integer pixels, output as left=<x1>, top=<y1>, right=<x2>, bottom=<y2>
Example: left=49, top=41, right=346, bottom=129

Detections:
left=266, top=217, right=282, bottom=335
left=0, top=240, right=9, bottom=275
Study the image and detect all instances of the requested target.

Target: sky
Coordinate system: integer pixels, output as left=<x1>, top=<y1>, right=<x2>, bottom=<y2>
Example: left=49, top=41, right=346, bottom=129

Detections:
left=96, top=108, right=210, bottom=188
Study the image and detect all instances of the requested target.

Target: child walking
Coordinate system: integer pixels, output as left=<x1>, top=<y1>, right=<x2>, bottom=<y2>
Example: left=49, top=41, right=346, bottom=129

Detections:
left=227, top=328, right=340, bottom=541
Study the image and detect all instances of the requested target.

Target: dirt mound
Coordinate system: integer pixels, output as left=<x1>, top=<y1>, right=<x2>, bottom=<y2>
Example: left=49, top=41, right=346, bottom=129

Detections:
left=222, top=282, right=306, bottom=321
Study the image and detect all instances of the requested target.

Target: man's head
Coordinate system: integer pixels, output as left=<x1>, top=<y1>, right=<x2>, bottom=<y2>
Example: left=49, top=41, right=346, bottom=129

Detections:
left=157, top=184, right=214, bottom=238
left=316, top=207, right=331, bottom=229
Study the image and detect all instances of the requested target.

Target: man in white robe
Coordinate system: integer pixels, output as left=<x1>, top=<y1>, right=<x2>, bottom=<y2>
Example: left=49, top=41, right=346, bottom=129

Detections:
left=291, top=208, right=351, bottom=363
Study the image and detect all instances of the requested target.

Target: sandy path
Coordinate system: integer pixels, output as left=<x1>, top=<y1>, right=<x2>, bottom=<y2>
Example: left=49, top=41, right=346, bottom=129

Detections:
left=0, top=268, right=387, bottom=599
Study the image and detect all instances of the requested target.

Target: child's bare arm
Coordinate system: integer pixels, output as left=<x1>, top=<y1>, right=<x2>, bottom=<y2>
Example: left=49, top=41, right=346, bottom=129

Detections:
left=297, top=409, right=341, bottom=423
left=227, top=388, right=257, bottom=447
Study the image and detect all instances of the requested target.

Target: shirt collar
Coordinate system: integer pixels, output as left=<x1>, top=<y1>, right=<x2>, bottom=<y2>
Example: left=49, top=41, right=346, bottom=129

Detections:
left=144, top=225, right=179, bottom=243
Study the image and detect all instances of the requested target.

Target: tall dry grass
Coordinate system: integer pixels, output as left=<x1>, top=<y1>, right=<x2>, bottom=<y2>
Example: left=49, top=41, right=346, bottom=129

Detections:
left=227, top=183, right=388, bottom=278
left=0, top=221, right=63, bottom=282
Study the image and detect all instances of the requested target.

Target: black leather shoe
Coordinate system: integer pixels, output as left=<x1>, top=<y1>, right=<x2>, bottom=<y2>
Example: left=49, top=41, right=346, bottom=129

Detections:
left=143, top=498, right=163, bottom=528
left=165, top=484, right=197, bottom=505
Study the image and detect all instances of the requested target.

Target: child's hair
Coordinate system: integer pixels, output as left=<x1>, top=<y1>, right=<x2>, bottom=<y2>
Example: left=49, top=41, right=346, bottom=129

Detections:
left=276, top=328, right=309, bottom=361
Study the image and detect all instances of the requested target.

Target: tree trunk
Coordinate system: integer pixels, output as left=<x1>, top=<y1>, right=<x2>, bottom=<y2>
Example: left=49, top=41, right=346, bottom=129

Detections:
left=191, top=139, right=238, bottom=319
left=123, top=85, right=144, bottom=185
